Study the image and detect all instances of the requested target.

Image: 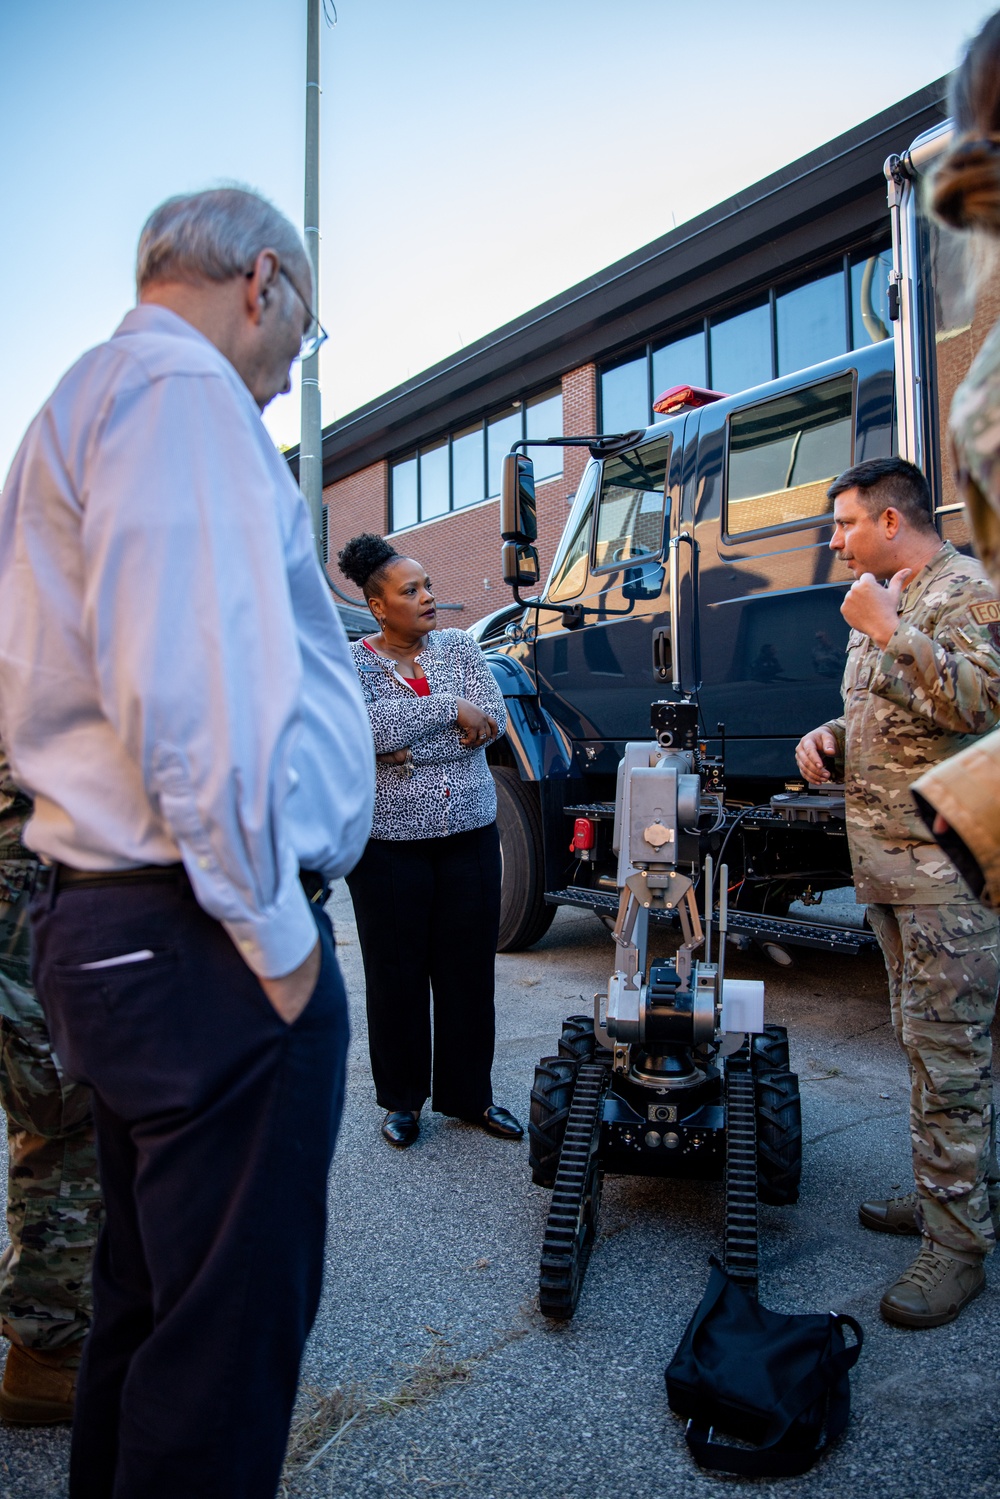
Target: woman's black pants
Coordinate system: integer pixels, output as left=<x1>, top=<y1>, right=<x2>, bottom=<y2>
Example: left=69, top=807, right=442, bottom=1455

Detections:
left=346, top=822, right=501, bottom=1116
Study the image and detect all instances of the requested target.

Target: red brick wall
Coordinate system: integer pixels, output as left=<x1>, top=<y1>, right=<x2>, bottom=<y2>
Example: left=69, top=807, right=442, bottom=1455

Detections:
left=322, top=364, right=598, bottom=623
left=323, top=461, right=386, bottom=588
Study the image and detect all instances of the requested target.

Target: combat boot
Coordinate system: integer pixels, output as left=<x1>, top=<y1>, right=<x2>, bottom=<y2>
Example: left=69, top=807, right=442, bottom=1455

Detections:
left=859, top=1191, right=920, bottom=1235
left=879, top=1241, right=985, bottom=1328
left=0, top=1342, right=79, bottom=1424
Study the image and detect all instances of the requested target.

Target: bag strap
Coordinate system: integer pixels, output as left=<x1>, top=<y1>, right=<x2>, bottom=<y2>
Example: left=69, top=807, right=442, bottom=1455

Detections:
left=684, top=1313, right=864, bottom=1478
left=683, top=1257, right=730, bottom=1345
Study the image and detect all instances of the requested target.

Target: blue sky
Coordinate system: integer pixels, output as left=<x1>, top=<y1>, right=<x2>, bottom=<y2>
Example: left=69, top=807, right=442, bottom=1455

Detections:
left=1, top=0, right=995, bottom=480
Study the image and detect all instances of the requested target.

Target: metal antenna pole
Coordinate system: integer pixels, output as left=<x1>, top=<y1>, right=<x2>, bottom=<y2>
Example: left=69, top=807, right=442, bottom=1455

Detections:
left=300, top=0, right=323, bottom=558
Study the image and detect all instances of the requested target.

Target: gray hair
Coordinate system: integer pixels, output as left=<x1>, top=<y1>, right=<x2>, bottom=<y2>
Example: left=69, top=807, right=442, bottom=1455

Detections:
left=135, top=187, right=309, bottom=294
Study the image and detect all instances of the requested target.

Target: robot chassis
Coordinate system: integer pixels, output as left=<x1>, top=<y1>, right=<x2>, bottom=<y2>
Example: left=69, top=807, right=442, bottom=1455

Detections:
left=528, top=701, right=803, bottom=1319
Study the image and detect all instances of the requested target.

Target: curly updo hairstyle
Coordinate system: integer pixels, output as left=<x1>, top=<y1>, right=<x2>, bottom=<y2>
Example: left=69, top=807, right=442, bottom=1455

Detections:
left=931, top=12, right=1000, bottom=234
left=337, top=533, right=400, bottom=601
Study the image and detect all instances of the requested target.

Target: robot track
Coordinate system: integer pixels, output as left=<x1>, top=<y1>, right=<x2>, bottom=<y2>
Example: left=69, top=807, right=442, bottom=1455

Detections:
left=538, top=1061, right=610, bottom=1320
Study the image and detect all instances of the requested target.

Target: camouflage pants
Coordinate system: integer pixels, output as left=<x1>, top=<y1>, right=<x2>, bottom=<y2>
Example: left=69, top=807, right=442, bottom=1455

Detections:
left=867, top=901, right=1000, bottom=1259
left=0, top=955, right=101, bottom=1351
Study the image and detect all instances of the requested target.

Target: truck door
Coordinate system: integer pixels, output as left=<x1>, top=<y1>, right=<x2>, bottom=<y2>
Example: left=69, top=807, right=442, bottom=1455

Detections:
left=689, top=340, right=894, bottom=784
left=533, top=426, right=684, bottom=768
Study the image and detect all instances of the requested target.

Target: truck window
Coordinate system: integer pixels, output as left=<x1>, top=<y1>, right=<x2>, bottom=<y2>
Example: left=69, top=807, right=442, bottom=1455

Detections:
left=725, top=373, right=854, bottom=538
left=546, top=460, right=599, bottom=603
left=593, top=438, right=671, bottom=571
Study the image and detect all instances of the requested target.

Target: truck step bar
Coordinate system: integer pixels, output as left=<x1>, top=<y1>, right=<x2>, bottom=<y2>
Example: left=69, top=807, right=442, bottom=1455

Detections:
left=544, top=888, right=878, bottom=955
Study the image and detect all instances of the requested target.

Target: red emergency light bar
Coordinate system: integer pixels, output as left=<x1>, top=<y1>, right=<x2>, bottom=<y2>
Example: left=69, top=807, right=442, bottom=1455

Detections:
left=652, top=384, right=728, bottom=417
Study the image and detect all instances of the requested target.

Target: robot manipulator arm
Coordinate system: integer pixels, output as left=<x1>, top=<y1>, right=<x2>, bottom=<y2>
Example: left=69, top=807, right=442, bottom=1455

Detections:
left=602, top=703, right=763, bottom=1060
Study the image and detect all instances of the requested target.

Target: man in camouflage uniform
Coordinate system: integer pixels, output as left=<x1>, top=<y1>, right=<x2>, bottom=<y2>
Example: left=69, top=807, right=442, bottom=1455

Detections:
left=796, top=456, right=1000, bottom=1328
left=0, top=745, right=101, bottom=1421
left=912, top=305, right=1000, bottom=903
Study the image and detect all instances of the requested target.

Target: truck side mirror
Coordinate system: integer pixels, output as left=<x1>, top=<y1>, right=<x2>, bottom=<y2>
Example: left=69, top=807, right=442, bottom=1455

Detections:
left=500, top=453, right=538, bottom=544
left=623, top=561, right=665, bottom=601
left=502, top=540, right=540, bottom=589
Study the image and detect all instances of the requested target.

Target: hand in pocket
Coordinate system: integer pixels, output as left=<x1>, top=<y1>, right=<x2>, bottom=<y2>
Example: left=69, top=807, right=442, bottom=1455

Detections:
left=258, top=940, right=321, bottom=1025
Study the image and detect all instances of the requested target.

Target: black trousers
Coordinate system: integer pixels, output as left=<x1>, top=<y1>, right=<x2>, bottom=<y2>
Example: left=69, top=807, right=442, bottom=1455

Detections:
left=346, top=822, right=501, bottom=1116
left=30, top=870, right=348, bottom=1499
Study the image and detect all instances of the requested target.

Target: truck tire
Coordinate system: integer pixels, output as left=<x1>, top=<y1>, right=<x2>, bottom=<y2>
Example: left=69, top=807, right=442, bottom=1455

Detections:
left=751, top=1025, right=790, bottom=1076
left=755, top=1069, right=802, bottom=1206
left=528, top=1056, right=578, bottom=1187
left=558, top=1014, right=597, bottom=1063
left=493, top=766, right=556, bottom=951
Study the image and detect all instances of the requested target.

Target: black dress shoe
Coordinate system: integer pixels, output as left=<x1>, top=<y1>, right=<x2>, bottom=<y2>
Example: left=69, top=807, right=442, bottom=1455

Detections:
left=481, top=1105, right=524, bottom=1139
left=382, top=1111, right=420, bottom=1148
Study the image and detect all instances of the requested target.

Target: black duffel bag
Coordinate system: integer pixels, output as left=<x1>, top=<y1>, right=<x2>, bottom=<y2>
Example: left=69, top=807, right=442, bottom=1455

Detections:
left=665, top=1257, right=863, bottom=1478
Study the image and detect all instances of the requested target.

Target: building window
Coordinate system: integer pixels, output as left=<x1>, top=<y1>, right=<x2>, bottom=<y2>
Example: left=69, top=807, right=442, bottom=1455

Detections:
left=599, top=241, right=891, bottom=428
left=452, top=422, right=485, bottom=509
left=652, top=329, right=707, bottom=402
left=526, top=390, right=564, bottom=482
left=850, top=249, right=892, bottom=348
left=601, top=355, right=648, bottom=435
left=775, top=269, right=846, bottom=377
left=725, top=372, right=854, bottom=538
left=389, top=386, right=563, bottom=532
left=711, top=301, right=772, bottom=395
left=392, top=455, right=418, bottom=531
left=419, top=439, right=449, bottom=521
left=487, top=409, right=522, bottom=500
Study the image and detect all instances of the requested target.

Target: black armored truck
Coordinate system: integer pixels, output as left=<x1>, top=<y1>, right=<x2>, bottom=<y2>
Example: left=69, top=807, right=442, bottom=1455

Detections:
left=479, top=118, right=1000, bottom=1317
left=482, top=119, right=990, bottom=964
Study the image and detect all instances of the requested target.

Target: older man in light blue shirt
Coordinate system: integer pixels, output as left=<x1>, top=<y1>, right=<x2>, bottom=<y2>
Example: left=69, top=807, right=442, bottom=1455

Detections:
left=0, top=188, right=373, bottom=1499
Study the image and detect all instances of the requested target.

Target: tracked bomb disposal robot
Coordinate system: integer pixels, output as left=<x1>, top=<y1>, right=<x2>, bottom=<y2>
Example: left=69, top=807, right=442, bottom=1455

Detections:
left=528, top=701, right=803, bottom=1319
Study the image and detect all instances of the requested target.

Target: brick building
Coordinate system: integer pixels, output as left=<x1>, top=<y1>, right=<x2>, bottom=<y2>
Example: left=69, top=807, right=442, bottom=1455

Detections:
left=295, top=80, right=947, bottom=624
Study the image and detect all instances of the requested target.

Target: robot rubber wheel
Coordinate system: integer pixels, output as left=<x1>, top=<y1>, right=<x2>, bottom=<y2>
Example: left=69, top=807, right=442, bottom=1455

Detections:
left=755, top=1069, right=802, bottom=1206
left=558, top=1013, right=598, bottom=1064
left=528, top=1056, right=578, bottom=1188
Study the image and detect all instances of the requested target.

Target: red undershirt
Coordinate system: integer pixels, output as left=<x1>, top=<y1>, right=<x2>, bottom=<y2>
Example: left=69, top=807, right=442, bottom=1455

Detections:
left=363, top=639, right=430, bottom=695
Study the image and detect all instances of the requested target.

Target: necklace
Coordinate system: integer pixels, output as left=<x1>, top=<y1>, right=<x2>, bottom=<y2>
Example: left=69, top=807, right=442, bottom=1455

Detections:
left=364, top=635, right=427, bottom=678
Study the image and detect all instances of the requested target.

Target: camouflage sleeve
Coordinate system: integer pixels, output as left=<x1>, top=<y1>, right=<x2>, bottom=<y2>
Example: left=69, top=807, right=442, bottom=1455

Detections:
left=0, top=740, right=37, bottom=902
left=870, top=609, right=1000, bottom=736
left=912, top=730, right=1000, bottom=907
left=821, top=715, right=846, bottom=759
left=952, top=353, right=1000, bottom=592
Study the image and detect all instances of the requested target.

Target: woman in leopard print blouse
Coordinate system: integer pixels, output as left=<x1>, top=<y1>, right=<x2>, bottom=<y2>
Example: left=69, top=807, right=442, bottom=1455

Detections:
left=339, top=534, right=523, bottom=1151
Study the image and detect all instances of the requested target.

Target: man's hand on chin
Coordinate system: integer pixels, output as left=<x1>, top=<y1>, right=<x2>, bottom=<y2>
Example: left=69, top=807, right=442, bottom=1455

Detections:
left=259, top=940, right=321, bottom=1025
left=840, top=568, right=912, bottom=647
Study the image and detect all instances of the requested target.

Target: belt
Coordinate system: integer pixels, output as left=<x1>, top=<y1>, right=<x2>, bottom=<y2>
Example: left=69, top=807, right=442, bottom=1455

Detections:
left=40, top=862, right=329, bottom=904
left=41, top=862, right=185, bottom=892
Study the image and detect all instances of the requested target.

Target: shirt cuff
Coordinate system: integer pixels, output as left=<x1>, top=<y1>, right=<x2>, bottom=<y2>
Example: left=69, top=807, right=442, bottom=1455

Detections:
left=221, top=876, right=318, bottom=980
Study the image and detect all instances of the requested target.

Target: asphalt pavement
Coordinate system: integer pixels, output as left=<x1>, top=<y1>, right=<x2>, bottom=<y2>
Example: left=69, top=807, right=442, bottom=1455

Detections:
left=2, top=882, right=998, bottom=1499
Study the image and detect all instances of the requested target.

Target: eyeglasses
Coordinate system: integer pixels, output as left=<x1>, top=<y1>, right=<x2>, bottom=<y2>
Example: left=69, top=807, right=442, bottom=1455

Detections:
left=246, top=263, right=328, bottom=362
left=280, top=267, right=328, bottom=362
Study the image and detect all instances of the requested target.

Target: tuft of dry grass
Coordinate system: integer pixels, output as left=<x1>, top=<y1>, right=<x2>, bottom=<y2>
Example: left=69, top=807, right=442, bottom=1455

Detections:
left=283, top=1380, right=368, bottom=1477
left=281, top=1331, right=478, bottom=1490
left=802, top=1057, right=841, bottom=1080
